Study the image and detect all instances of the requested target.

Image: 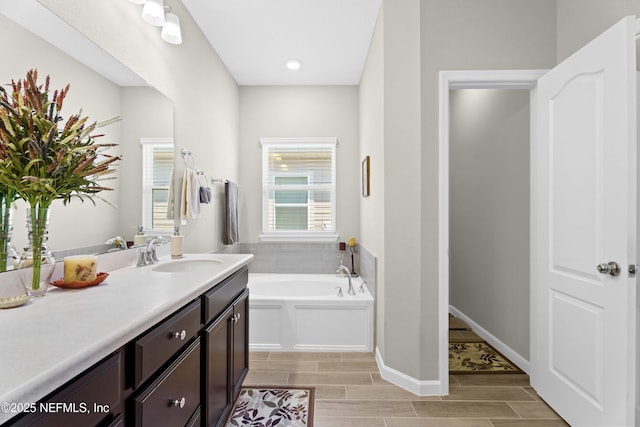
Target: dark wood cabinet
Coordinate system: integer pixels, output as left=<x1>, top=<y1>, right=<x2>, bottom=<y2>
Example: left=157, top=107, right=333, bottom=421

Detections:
left=203, top=305, right=232, bottom=427
left=6, top=265, right=249, bottom=427
left=131, top=339, right=200, bottom=427
left=8, top=351, right=123, bottom=427
left=231, top=290, right=249, bottom=400
left=202, top=269, right=250, bottom=427
left=131, top=299, right=201, bottom=389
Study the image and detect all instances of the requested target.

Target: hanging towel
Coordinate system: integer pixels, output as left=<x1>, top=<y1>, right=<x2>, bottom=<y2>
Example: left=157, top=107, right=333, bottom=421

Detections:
left=223, top=180, right=239, bottom=245
left=166, top=168, right=175, bottom=219
left=198, top=172, right=212, bottom=204
left=180, top=167, right=200, bottom=221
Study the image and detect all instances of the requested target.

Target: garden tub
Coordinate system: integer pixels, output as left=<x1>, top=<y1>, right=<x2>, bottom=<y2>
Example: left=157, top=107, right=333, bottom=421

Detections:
left=248, top=273, right=374, bottom=352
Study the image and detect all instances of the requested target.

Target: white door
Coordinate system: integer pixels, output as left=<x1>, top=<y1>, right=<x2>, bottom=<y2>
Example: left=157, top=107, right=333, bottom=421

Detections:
left=533, top=16, right=638, bottom=426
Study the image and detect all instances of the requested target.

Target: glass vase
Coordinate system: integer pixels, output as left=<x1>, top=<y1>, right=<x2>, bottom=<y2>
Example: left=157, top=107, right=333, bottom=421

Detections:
left=18, top=206, right=55, bottom=297
left=0, top=195, right=17, bottom=272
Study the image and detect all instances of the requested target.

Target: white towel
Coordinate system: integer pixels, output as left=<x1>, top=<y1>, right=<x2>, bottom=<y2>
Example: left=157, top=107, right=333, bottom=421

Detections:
left=180, top=167, right=200, bottom=221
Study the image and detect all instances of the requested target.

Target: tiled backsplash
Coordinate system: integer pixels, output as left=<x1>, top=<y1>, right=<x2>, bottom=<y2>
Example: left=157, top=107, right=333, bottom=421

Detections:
left=214, top=242, right=376, bottom=297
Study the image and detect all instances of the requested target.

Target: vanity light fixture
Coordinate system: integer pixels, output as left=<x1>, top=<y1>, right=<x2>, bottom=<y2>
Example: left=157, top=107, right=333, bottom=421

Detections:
left=286, top=59, right=301, bottom=70
left=131, top=0, right=183, bottom=45
left=161, top=12, right=182, bottom=45
left=142, top=0, right=165, bottom=26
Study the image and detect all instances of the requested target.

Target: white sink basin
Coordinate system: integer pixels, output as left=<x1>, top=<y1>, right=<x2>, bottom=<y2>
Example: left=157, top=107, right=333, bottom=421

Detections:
left=152, top=258, right=224, bottom=273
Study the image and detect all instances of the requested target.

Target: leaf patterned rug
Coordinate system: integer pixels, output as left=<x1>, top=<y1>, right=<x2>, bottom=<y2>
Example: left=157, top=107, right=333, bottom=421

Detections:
left=226, top=387, right=314, bottom=426
left=449, top=342, right=523, bottom=374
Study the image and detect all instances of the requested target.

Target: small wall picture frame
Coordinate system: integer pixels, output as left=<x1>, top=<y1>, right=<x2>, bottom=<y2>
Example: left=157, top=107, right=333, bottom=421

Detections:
left=361, top=155, right=370, bottom=197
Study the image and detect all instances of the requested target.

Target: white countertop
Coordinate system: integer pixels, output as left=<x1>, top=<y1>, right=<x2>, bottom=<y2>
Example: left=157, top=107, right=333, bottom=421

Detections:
left=0, top=252, right=253, bottom=424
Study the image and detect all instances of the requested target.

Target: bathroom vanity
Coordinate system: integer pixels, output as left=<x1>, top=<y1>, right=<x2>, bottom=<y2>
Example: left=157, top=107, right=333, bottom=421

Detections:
left=0, top=253, right=252, bottom=427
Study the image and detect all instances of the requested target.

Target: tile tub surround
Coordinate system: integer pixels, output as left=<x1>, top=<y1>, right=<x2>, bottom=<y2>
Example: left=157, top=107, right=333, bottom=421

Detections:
left=215, top=242, right=376, bottom=297
left=245, top=352, right=569, bottom=426
left=0, top=252, right=253, bottom=424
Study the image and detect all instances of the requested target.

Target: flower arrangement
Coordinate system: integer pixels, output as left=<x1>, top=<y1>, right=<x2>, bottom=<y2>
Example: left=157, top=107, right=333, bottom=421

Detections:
left=0, top=68, right=121, bottom=293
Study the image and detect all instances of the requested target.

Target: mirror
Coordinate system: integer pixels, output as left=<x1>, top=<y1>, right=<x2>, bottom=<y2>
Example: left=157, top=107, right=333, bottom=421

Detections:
left=0, top=2, right=175, bottom=266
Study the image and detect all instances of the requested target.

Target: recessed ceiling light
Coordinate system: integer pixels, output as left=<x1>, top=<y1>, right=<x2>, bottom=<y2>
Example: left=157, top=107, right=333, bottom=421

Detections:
left=286, top=59, right=301, bottom=71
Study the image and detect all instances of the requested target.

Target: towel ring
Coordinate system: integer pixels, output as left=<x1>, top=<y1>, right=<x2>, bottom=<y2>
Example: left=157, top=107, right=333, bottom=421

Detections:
left=181, top=148, right=196, bottom=169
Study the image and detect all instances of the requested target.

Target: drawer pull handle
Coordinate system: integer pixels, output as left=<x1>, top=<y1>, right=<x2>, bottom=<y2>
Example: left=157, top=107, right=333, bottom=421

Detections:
left=170, top=330, right=187, bottom=341
left=170, top=397, right=186, bottom=409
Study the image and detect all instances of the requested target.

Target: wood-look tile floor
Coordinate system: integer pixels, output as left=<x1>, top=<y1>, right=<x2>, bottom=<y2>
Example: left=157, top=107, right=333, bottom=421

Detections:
left=244, top=352, right=569, bottom=427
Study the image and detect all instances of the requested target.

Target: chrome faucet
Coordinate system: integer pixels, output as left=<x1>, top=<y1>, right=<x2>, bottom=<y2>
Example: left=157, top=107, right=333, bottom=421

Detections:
left=105, top=236, right=126, bottom=252
left=146, top=236, right=167, bottom=264
left=337, top=265, right=356, bottom=296
left=135, top=236, right=168, bottom=266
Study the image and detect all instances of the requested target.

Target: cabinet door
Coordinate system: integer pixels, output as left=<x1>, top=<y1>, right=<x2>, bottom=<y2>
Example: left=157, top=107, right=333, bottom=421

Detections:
left=204, top=305, right=233, bottom=427
left=232, top=290, right=249, bottom=399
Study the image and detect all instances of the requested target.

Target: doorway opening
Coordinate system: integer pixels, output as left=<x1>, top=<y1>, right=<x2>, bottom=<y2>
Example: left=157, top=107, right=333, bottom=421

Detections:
left=437, top=70, right=546, bottom=395
left=448, top=88, right=530, bottom=376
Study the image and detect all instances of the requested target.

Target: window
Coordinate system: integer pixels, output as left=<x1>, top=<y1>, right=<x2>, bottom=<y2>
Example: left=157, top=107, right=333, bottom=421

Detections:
left=260, top=137, right=337, bottom=241
left=141, top=138, right=174, bottom=233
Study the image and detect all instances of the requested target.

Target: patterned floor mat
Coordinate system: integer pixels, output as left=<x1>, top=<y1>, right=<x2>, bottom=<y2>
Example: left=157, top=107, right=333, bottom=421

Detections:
left=226, top=387, right=315, bottom=426
left=449, top=341, right=523, bottom=374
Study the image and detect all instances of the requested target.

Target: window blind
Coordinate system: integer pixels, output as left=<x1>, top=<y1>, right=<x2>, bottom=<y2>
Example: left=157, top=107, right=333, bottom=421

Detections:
left=141, top=139, right=174, bottom=232
left=261, top=138, right=336, bottom=235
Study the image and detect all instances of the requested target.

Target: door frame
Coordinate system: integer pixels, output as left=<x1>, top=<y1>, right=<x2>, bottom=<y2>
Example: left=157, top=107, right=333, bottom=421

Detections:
left=437, top=69, right=546, bottom=395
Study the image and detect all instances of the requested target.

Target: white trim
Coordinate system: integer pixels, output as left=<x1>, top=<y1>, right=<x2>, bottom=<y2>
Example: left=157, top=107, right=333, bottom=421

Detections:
left=375, top=347, right=442, bottom=396
left=259, top=136, right=338, bottom=147
left=438, top=69, right=547, bottom=395
left=449, top=306, right=530, bottom=374
left=140, top=137, right=174, bottom=146
left=258, top=233, right=339, bottom=242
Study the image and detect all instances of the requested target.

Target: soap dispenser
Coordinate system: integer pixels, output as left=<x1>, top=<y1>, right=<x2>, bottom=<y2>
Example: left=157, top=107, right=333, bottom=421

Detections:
left=171, top=226, right=183, bottom=259
left=133, top=226, right=146, bottom=246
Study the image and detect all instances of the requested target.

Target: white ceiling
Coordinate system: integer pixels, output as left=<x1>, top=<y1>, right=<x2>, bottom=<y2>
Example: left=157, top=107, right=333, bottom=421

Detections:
left=0, top=0, right=381, bottom=87
left=181, top=0, right=382, bottom=86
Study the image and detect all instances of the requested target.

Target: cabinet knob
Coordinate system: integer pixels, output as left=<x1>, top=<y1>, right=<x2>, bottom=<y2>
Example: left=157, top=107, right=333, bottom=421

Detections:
left=170, top=397, right=186, bottom=408
left=170, top=330, right=187, bottom=341
left=231, top=313, right=241, bottom=323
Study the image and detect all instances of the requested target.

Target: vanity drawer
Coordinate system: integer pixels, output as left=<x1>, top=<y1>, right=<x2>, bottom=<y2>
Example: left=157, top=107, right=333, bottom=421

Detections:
left=203, top=266, right=248, bottom=324
left=9, top=351, right=123, bottom=427
left=132, top=339, right=200, bottom=427
left=133, top=299, right=201, bottom=388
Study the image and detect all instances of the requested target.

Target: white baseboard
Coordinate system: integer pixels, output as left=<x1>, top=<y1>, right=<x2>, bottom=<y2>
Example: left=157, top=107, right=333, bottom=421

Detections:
left=375, top=347, right=444, bottom=396
left=449, top=305, right=530, bottom=374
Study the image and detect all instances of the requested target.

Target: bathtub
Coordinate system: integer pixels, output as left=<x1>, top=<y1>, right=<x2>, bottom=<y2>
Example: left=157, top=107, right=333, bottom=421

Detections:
left=248, top=273, right=374, bottom=352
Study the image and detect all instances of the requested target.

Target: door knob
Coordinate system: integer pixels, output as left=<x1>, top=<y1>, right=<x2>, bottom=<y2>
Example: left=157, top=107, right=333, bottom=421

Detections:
left=597, top=261, right=620, bottom=276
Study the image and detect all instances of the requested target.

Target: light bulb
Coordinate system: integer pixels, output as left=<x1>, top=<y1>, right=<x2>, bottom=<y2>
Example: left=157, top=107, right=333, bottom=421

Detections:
left=141, top=0, right=165, bottom=26
left=161, top=13, right=182, bottom=44
left=286, top=59, right=301, bottom=70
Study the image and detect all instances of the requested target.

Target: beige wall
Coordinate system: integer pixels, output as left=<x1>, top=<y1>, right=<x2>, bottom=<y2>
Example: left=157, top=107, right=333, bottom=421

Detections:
left=238, top=86, right=360, bottom=242
left=382, top=0, right=424, bottom=379
left=418, top=0, right=557, bottom=380
left=359, top=0, right=557, bottom=381
left=450, top=89, right=530, bottom=359
left=557, top=0, right=640, bottom=62
left=118, top=88, right=174, bottom=237
left=0, top=15, right=122, bottom=252
left=40, top=0, right=240, bottom=252
left=359, top=5, right=385, bottom=354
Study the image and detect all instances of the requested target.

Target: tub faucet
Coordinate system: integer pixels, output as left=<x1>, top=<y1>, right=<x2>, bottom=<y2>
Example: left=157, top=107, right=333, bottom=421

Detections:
left=337, top=265, right=356, bottom=296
